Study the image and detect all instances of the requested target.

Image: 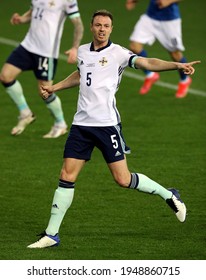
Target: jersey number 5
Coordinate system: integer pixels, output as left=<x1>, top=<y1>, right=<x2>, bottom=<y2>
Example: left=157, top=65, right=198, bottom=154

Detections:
left=111, top=134, right=119, bottom=149
left=86, top=72, right=92, bottom=86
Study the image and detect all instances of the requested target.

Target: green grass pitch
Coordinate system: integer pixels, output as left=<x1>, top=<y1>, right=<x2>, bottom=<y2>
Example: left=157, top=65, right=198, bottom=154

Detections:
left=0, top=0, right=205, bottom=260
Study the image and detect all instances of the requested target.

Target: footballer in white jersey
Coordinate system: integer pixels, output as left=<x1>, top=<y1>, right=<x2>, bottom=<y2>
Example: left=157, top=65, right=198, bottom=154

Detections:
left=22, top=0, right=80, bottom=58
left=0, top=0, right=83, bottom=138
left=73, top=41, right=137, bottom=127
left=27, top=10, right=195, bottom=249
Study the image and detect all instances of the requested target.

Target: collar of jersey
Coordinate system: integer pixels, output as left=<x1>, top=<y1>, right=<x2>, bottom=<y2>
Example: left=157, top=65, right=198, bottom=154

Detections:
left=90, top=40, right=112, bottom=52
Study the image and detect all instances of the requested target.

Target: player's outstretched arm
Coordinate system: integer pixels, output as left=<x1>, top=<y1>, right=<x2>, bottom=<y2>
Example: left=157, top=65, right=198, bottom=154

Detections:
left=10, top=10, right=32, bottom=25
left=65, top=17, right=84, bottom=64
left=40, top=70, right=80, bottom=99
left=135, top=57, right=201, bottom=75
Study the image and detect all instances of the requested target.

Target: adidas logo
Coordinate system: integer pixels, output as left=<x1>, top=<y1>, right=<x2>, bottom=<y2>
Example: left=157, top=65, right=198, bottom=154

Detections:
left=41, top=71, right=48, bottom=77
left=115, top=150, right=122, bottom=157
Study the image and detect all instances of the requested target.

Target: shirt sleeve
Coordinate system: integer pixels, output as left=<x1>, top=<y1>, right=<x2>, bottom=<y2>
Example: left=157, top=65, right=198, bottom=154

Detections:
left=112, top=44, right=138, bottom=68
left=129, top=55, right=139, bottom=69
left=65, top=0, right=80, bottom=17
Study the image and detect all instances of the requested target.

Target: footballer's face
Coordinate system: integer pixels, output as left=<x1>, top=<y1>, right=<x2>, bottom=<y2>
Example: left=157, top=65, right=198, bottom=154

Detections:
left=90, top=15, right=113, bottom=48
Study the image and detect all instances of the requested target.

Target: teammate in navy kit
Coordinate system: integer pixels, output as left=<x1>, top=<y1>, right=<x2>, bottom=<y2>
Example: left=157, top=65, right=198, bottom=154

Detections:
left=0, top=0, right=84, bottom=137
left=27, top=9, right=200, bottom=248
left=126, top=0, right=191, bottom=98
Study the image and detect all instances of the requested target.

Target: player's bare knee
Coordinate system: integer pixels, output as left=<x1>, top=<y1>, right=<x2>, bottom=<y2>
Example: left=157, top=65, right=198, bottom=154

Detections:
left=60, top=168, right=76, bottom=182
left=0, top=72, right=14, bottom=84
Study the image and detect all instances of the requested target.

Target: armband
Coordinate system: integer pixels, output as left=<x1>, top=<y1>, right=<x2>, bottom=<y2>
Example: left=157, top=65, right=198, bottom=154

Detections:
left=131, top=55, right=139, bottom=69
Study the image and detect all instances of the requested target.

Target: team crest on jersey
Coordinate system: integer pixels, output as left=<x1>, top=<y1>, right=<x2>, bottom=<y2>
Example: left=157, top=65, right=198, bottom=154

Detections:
left=48, top=0, right=55, bottom=7
left=99, top=57, right=108, bottom=66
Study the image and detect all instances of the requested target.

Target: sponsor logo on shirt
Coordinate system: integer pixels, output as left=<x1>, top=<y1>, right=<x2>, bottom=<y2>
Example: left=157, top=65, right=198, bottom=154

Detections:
left=86, top=63, right=95, bottom=67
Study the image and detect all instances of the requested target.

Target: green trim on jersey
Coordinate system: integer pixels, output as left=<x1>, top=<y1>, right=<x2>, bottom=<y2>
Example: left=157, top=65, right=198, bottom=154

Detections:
left=48, top=58, right=54, bottom=81
left=68, top=12, right=80, bottom=19
left=131, top=55, right=139, bottom=69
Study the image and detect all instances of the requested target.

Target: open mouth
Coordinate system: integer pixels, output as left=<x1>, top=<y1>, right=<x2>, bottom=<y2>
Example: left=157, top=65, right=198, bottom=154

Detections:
left=98, top=33, right=105, bottom=38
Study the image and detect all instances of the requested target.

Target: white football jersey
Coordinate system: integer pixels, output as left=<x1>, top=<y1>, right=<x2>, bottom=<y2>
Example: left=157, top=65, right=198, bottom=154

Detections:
left=21, top=0, right=80, bottom=58
left=73, top=42, right=137, bottom=127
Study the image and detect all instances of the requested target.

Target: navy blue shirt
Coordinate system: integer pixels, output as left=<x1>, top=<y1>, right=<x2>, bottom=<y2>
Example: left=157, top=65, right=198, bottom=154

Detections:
left=146, top=0, right=180, bottom=20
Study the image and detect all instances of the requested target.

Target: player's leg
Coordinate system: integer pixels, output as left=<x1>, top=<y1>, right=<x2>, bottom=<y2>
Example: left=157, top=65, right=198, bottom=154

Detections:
left=34, top=55, right=67, bottom=138
left=46, top=158, right=85, bottom=236
left=108, top=159, right=186, bottom=222
left=27, top=125, right=94, bottom=248
left=27, top=157, right=85, bottom=248
left=169, top=50, right=192, bottom=98
left=43, top=125, right=94, bottom=239
left=98, top=124, right=174, bottom=199
left=129, top=15, right=160, bottom=94
left=99, top=124, right=186, bottom=223
left=108, top=158, right=172, bottom=199
left=37, top=80, right=68, bottom=138
left=158, top=18, right=191, bottom=98
left=0, top=61, right=35, bottom=135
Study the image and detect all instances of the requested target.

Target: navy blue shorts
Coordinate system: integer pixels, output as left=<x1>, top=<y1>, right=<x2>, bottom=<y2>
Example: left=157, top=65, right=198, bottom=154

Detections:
left=6, top=44, right=57, bottom=81
left=64, top=124, right=131, bottom=163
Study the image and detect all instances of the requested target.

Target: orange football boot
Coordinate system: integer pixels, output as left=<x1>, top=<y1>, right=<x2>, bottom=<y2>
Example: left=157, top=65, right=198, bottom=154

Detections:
left=175, top=77, right=192, bottom=98
left=139, top=73, right=160, bottom=94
